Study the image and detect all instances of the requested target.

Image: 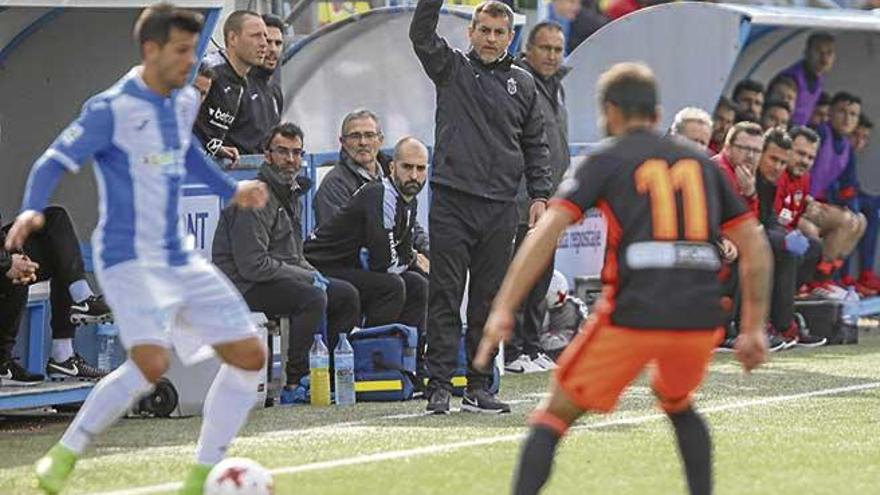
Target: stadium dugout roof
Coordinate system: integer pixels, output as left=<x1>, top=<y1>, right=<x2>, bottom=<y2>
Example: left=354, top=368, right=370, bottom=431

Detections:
left=278, top=6, right=527, bottom=153
left=0, top=0, right=223, bottom=233
left=565, top=2, right=880, bottom=146
left=0, top=1, right=220, bottom=6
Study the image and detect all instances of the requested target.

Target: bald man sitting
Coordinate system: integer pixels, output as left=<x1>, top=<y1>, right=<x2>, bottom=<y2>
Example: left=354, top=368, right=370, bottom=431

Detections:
left=305, top=137, right=430, bottom=370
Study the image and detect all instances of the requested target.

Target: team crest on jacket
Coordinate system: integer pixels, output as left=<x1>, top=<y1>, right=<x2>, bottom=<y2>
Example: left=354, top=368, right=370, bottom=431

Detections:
left=507, top=77, right=517, bottom=95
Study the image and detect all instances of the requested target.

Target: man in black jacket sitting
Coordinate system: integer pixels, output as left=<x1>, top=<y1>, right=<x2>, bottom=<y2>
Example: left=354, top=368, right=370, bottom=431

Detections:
left=305, top=137, right=430, bottom=371
left=313, top=109, right=429, bottom=267
left=754, top=127, right=825, bottom=348
left=212, top=123, right=360, bottom=392
left=0, top=207, right=110, bottom=384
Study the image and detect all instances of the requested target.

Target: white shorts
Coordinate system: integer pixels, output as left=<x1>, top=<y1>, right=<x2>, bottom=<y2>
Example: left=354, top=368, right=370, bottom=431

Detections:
left=96, top=257, right=257, bottom=364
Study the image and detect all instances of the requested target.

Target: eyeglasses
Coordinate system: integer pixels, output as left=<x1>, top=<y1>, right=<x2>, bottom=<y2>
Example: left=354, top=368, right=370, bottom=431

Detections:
left=343, top=132, right=380, bottom=142
left=732, top=143, right=762, bottom=157
left=269, top=147, right=304, bottom=158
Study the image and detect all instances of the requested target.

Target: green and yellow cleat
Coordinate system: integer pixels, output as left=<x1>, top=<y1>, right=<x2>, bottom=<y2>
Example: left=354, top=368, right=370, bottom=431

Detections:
left=178, top=463, right=213, bottom=495
left=34, top=444, right=78, bottom=494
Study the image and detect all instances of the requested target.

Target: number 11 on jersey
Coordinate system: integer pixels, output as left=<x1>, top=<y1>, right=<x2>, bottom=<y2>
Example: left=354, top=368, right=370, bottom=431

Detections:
left=635, top=159, right=709, bottom=241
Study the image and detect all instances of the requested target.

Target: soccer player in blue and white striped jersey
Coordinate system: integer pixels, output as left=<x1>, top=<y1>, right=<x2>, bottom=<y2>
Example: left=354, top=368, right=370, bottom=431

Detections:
left=5, top=4, right=269, bottom=494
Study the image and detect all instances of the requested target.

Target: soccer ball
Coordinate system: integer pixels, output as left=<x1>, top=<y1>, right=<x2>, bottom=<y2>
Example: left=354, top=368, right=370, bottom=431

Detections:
left=204, top=457, right=274, bottom=495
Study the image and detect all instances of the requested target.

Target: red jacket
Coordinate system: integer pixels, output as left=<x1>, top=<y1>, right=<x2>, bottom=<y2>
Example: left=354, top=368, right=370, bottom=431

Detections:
left=712, top=153, right=758, bottom=214
left=774, top=170, right=810, bottom=230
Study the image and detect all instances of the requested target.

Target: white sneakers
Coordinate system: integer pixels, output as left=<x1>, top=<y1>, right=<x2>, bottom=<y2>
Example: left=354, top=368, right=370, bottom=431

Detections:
left=810, top=283, right=850, bottom=301
left=504, top=353, right=557, bottom=374
left=531, top=353, right=558, bottom=370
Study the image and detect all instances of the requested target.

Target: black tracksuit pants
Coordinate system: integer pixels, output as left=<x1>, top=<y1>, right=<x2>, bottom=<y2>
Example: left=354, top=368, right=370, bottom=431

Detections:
left=722, top=236, right=822, bottom=336
left=0, top=206, right=84, bottom=360
left=243, top=275, right=360, bottom=384
left=508, top=223, right=554, bottom=360
left=426, top=185, right=517, bottom=392
left=317, top=267, right=429, bottom=375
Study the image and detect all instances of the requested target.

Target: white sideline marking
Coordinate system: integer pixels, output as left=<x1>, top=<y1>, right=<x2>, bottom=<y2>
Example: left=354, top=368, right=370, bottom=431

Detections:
left=87, top=381, right=880, bottom=495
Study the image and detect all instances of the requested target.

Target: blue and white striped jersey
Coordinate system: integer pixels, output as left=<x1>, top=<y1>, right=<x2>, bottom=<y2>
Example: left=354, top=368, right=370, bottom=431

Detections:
left=23, top=66, right=238, bottom=271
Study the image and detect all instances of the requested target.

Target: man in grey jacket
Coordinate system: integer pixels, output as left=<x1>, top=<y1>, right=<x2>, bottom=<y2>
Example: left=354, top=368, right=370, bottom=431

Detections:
left=313, top=109, right=430, bottom=266
left=213, top=122, right=360, bottom=391
left=507, top=21, right=571, bottom=375
left=411, top=0, right=552, bottom=414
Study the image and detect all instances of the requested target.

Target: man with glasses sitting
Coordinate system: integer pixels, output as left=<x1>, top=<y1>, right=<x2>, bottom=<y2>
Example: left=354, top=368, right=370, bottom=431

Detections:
left=313, top=109, right=429, bottom=271
left=711, top=122, right=789, bottom=352
left=714, top=122, right=764, bottom=215
left=213, top=122, right=360, bottom=398
left=305, top=137, right=431, bottom=377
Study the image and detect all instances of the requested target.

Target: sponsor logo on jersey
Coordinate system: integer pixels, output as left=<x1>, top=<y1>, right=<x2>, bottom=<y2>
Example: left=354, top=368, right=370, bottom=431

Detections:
left=208, top=107, right=236, bottom=126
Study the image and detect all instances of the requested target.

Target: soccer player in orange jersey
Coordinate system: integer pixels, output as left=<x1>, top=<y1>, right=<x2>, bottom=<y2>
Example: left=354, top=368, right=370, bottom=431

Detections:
left=476, top=62, right=772, bottom=495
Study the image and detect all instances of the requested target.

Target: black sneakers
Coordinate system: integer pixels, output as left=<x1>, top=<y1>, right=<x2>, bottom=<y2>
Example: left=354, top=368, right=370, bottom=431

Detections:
left=426, top=387, right=451, bottom=415
left=70, top=295, right=113, bottom=325
left=461, top=389, right=511, bottom=414
left=47, top=354, right=107, bottom=381
left=0, top=359, right=44, bottom=386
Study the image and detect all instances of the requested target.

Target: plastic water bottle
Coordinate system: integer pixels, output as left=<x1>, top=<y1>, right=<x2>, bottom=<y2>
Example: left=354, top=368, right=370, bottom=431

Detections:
left=334, top=333, right=356, bottom=406
left=842, top=286, right=859, bottom=328
left=309, top=334, right=331, bottom=406
left=96, top=324, right=118, bottom=371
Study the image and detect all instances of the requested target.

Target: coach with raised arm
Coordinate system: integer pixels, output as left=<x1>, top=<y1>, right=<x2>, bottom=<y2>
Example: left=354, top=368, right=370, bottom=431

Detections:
left=410, top=0, right=552, bottom=414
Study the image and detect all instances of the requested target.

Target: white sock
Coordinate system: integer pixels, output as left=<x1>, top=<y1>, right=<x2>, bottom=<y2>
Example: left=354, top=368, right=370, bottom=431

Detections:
left=60, top=360, right=154, bottom=454
left=68, top=280, right=94, bottom=304
left=52, top=339, right=74, bottom=362
left=195, top=365, right=260, bottom=465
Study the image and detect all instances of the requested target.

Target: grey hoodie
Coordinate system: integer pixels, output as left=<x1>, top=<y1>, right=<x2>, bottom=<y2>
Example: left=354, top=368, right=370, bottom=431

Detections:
left=212, top=163, right=315, bottom=295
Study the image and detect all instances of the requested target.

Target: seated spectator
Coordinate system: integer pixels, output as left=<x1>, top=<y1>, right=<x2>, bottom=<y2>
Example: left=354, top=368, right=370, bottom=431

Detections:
left=194, top=10, right=267, bottom=163
left=709, top=97, right=737, bottom=154
left=305, top=137, right=430, bottom=371
left=223, top=14, right=286, bottom=155
left=791, top=95, right=866, bottom=298
left=776, top=32, right=836, bottom=126
left=0, top=206, right=111, bottom=385
left=713, top=121, right=763, bottom=215
left=313, top=109, right=429, bottom=258
left=761, top=100, right=792, bottom=131
left=776, top=126, right=832, bottom=293
left=755, top=128, right=825, bottom=347
left=808, top=91, right=831, bottom=129
left=313, top=109, right=387, bottom=227
left=669, top=106, right=713, bottom=151
left=766, top=74, right=798, bottom=112
left=834, top=113, right=877, bottom=294
left=712, top=122, right=781, bottom=351
left=732, top=79, right=765, bottom=123
left=212, top=123, right=360, bottom=392
left=852, top=115, right=880, bottom=293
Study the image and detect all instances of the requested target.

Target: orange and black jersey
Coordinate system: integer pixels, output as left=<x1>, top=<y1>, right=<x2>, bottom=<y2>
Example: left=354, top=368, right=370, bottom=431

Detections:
left=551, top=129, right=752, bottom=330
